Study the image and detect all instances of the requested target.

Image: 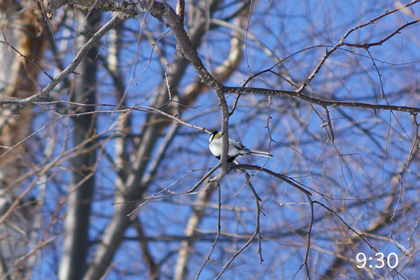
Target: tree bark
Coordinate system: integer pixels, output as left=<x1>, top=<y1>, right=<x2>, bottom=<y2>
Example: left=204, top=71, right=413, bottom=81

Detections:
left=58, top=8, right=101, bottom=280
left=0, top=1, right=47, bottom=278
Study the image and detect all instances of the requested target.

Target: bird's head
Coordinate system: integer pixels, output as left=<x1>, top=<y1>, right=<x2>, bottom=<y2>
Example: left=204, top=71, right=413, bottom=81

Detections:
left=209, top=131, right=223, bottom=142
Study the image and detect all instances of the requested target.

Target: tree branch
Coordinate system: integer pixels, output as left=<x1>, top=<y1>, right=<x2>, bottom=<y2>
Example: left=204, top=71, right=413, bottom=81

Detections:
left=223, top=86, right=420, bottom=114
left=0, top=14, right=123, bottom=107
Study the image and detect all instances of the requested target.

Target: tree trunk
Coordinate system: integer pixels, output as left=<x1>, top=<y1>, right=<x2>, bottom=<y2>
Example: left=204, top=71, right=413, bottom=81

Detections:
left=58, top=8, right=101, bottom=280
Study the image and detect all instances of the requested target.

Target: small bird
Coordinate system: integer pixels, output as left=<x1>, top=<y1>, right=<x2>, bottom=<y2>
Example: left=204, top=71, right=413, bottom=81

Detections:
left=209, top=131, right=273, bottom=163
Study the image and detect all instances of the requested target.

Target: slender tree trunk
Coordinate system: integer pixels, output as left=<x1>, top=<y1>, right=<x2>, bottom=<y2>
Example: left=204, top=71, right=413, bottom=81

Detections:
left=0, top=1, right=46, bottom=278
left=58, top=8, right=101, bottom=280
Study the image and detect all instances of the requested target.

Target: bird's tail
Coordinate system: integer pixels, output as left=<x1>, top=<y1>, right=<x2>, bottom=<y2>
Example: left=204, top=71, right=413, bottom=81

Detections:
left=248, top=149, right=273, bottom=158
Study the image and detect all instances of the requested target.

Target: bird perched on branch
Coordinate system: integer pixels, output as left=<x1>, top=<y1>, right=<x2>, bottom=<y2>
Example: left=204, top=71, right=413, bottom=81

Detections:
left=209, top=131, right=273, bottom=163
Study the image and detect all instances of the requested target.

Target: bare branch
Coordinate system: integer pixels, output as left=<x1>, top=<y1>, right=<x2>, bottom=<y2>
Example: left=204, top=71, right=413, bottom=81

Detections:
left=224, top=86, right=420, bottom=114
left=0, top=14, right=123, bottom=107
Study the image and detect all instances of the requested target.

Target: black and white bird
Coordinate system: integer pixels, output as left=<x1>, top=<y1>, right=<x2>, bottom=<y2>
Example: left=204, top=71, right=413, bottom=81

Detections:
left=209, top=131, right=273, bottom=163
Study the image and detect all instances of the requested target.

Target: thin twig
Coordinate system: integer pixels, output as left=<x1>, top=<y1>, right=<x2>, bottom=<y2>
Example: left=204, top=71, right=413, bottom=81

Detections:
left=0, top=14, right=124, bottom=107
left=196, top=182, right=221, bottom=279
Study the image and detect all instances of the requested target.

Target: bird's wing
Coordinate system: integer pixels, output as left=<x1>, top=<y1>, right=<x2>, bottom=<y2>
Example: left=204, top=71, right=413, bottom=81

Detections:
left=230, top=138, right=247, bottom=150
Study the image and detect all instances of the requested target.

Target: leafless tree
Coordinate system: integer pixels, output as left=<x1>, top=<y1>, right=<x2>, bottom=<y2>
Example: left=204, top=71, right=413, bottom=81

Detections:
left=1, top=0, right=420, bottom=279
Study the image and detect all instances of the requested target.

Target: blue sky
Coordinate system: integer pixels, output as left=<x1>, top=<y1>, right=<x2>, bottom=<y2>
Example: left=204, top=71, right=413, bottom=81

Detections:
left=24, top=1, right=420, bottom=279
